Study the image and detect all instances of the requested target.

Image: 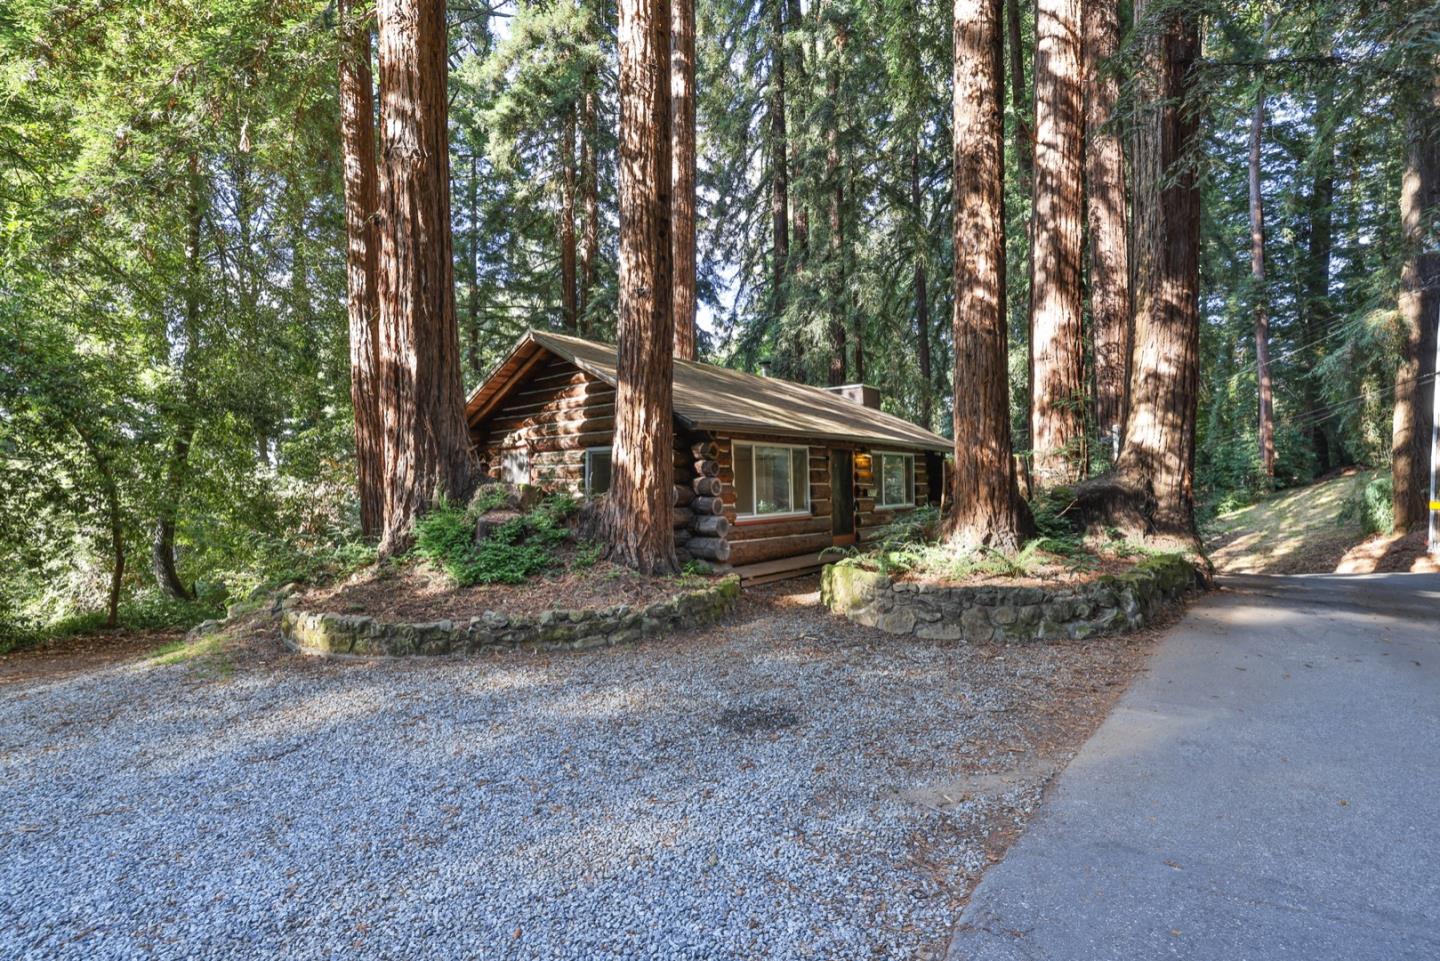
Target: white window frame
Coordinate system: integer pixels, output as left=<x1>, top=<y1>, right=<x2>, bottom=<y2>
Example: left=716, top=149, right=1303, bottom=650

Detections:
left=734, top=441, right=812, bottom=521
left=875, top=451, right=916, bottom=509
left=583, top=446, right=612, bottom=495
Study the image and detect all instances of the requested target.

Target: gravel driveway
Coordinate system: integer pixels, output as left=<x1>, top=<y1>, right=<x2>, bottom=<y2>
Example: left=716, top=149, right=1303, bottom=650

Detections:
left=1, top=581, right=1152, bottom=960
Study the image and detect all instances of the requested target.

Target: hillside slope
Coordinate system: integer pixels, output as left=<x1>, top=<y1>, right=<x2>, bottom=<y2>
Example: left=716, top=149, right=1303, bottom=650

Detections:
left=1205, top=470, right=1437, bottom=574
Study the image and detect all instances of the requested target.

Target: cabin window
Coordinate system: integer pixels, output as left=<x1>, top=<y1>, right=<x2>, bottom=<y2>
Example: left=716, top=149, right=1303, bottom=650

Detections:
left=584, top=447, right=612, bottom=494
left=734, top=442, right=810, bottom=519
left=502, top=448, right=529, bottom=485
left=877, top=452, right=915, bottom=508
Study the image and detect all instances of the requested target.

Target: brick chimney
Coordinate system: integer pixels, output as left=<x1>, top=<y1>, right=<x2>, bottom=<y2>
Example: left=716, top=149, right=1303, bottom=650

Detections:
left=823, top=383, right=881, bottom=409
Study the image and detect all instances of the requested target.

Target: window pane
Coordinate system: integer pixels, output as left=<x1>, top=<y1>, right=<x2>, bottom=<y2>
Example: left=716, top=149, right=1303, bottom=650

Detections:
left=587, top=449, right=611, bottom=494
left=792, top=448, right=809, bottom=511
left=882, top=454, right=908, bottom=506
left=735, top=443, right=755, bottom=514
left=504, top=449, right=529, bottom=485
left=755, top=446, right=793, bottom=514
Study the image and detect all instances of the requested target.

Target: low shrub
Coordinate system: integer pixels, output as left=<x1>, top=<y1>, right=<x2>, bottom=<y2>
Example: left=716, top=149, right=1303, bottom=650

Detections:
left=1340, top=472, right=1393, bottom=536
left=415, top=493, right=580, bottom=586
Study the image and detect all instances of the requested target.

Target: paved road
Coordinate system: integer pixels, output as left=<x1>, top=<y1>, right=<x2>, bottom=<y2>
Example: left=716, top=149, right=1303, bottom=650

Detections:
left=947, top=572, right=1440, bottom=961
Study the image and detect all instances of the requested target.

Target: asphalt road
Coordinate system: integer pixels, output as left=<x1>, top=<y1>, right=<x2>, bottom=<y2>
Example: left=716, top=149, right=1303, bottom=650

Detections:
left=947, top=572, right=1440, bottom=961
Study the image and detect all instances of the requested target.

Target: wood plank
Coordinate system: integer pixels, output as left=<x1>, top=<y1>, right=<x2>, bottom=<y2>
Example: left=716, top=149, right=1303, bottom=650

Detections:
left=728, top=515, right=829, bottom=541
left=734, top=550, right=831, bottom=585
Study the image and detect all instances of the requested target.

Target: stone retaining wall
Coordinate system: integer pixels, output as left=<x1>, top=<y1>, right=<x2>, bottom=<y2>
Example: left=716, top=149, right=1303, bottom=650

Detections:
left=820, top=554, right=1195, bottom=643
left=280, top=575, right=741, bottom=657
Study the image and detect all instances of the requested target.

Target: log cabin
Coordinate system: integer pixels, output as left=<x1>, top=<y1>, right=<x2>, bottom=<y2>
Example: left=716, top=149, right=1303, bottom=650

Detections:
left=465, top=330, right=950, bottom=584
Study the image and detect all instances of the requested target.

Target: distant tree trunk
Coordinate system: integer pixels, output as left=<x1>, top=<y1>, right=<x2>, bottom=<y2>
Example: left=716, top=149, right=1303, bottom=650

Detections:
left=1392, top=67, right=1440, bottom=532
left=466, top=152, right=482, bottom=380
left=672, top=0, right=698, bottom=359
left=580, top=79, right=599, bottom=332
left=945, top=0, right=1030, bottom=551
left=604, top=0, right=678, bottom=574
left=561, top=107, right=579, bottom=332
left=1301, top=84, right=1336, bottom=473
left=1111, top=1, right=1202, bottom=544
left=1028, top=0, right=1086, bottom=486
left=1248, top=85, right=1276, bottom=480
left=825, top=10, right=847, bottom=387
left=340, top=0, right=386, bottom=540
left=374, top=0, right=474, bottom=556
left=787, top=0, right=809, bottom=254
left=153, top=156, right=202, bottom=601
left=1006, top=0, right=1032, bottom=181
left=768, top=0, right=789, bottom=331
left=913, top=140, right=934, bottom=431
left=78, top=428, right=125, bottom=629
left=1084, top=0, right=1130, bottom=459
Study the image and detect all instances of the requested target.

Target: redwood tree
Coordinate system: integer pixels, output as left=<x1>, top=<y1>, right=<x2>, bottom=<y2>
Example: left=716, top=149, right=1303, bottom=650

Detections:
left=768, top=0, right=789, bottom=332
left=1084, top=0, right=1130, bottom=458
left=945, top=0, right=1030, bottom=550
left=1111, top=1, right=1202, bottom=544
left=1248, top=83, right=1275, bottom=480
left=339, top=0, right=385, bottom=540
left=605, top=0, right=678, bottom=574
left=672, top=0, right=698, bottom=359
left=374, top=0, right=474, bottom=555
left=1392, top=66, right=1440, bottom=532
left=1028, top=0, right=1087, bottom=486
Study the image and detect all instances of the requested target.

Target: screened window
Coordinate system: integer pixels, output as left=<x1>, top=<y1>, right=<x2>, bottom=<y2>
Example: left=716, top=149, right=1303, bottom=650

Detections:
left=584, top=447, right=612, bottom=494
left=503, top=448, right=529, bottom=485
left=734, top=443, right=810, bottom=518
left=878, top=452, right=915, bottom=508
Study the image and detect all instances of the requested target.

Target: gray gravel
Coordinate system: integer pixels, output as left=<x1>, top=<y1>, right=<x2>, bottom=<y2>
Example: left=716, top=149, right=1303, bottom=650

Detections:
left=0, top=583, right=1145, bottom=960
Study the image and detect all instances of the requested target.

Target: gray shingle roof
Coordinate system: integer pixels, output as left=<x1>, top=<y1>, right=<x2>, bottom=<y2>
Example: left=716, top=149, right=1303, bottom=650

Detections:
left=467, top=329, right=952, bottom=453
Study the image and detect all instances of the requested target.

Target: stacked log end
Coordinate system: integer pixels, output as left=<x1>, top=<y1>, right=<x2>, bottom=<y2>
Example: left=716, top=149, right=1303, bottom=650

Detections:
left=675, top=434, right=731, bottom=568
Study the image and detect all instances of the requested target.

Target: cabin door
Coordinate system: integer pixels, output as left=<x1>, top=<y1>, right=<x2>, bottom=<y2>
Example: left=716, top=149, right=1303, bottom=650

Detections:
left=830, top=449, right=856, bottom=545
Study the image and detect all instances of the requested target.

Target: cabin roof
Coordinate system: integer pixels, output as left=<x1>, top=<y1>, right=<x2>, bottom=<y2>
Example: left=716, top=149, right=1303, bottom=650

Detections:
left=465, top=329, right=951, bottom=453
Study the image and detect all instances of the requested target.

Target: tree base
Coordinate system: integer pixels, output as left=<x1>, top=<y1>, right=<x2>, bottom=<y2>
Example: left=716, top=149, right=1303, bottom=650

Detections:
left=1061, top=475, right=1214, bottom=585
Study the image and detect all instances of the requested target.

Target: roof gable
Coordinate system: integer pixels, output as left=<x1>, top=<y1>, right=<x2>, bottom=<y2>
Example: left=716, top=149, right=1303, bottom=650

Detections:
left=466, top=329, right=951, bottom=453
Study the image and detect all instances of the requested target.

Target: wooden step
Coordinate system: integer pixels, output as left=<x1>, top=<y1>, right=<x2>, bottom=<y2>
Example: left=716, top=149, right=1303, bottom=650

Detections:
left=734, top=549, right=833, bottom=586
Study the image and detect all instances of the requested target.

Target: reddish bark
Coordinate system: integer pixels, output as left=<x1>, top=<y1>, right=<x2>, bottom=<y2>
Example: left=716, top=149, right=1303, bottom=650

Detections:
left=1028, top=0, right=1087, bottom=485
left=604, top=0, right=678, bottom=573
left=339, top=0, right=386, bottom=539
left=1083, top=0, right=1130, bottom=456
left=945, top=0, right=1030, bottom=550
left=374, top=0, right=475, bottom=556
left=1113, top=1, right=1202, bottom=542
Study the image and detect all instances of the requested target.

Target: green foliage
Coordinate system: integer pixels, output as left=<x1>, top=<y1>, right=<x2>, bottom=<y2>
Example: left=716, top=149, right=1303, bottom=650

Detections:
left=1340, top=472, right=1394, bottom=537
left=571, top=540, right=603, bottom=570
left=415, top=494, right=579, bottom=587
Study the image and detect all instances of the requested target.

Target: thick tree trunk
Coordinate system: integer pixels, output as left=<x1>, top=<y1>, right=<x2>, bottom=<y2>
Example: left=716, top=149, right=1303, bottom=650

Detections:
left=340, top=0, right=386, bottom=540
left=561, top=108, right=579, bottom=332
left=671, top=0, right=698, bottom=359
left=1111, top=1, right=1202, bottom=544
left=945, top=0, right=1031, bottom=551
left=1006, top=0, right=1032, bottom=181
left=604, top=0, right=678, bottom=574
left=374, top=0, right=475, bottom=556
left=913, top=141, right=934, bottom=431
left=580, top=80, right=599, bottom=332
left=1392, top=68, right=1440, bottom=532
left=768, top=0, right=789, bottom=331
left=1028, top=0, right=1087, bottom=486
left=1083, top=0, right=1130, bottom=459
left=1248, top=86, right=1275, bottom=480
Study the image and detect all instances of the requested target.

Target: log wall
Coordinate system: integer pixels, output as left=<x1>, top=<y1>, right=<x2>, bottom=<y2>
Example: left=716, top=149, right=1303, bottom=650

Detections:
left=470, top=356, right=933, bottom=570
